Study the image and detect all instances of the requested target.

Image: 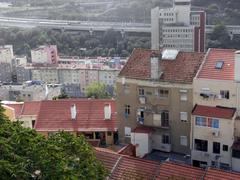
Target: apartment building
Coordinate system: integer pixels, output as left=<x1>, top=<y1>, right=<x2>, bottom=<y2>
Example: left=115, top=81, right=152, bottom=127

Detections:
left=0, top=45, right=14, bottom=64
left=31, top=45, right=59, bottom=64
left=28, top=64, right=120, bottom=97
left=0, top=82, right=61, bottom=101
left=151, top=0, right=205, bottom=52
left=116, top=48, right=205, bottom=156
left=192, top=48, right=240, bottom=171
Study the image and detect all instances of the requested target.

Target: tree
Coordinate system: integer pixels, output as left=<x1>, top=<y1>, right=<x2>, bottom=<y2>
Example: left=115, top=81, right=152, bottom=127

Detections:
left=53, top=89, right=69, bottom=100
left=0, top=104, right=107, bottom=179
left=86, top=83, right=110, bottom=99
left=208, top=24, right=231, bottom=48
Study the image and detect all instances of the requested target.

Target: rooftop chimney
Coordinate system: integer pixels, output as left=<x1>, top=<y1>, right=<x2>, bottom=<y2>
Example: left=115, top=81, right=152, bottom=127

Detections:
left=150, top=52, right=162, bottom=80
left=104, top=104, right=111, bottom=120
left=235, top=50, right=240, bottom=82
left=70, top=104, right=77, bottom=120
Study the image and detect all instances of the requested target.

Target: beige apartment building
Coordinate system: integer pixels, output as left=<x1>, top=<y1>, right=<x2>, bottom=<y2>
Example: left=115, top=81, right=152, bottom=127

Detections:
left=116, top=48, right=205, bottom=155
left=192, top=48, right=240, bottom=171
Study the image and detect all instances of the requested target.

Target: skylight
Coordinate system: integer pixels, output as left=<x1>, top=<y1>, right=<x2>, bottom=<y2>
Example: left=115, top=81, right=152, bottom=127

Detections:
left=162, top=49, right=179, bottom=60
left=215, top=61, right=224, bottom=69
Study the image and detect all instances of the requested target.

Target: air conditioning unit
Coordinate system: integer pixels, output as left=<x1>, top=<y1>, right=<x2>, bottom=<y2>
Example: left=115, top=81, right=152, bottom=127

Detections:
left=212, top=130, right=220, bottom=137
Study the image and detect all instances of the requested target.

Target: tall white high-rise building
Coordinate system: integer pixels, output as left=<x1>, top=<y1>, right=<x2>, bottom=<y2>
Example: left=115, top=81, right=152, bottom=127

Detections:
left=151, top=0, right=206, bottom=52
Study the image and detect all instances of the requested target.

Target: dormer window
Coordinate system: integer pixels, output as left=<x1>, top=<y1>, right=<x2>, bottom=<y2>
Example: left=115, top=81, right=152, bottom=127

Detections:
left=215, top=61, right=224, bottom=69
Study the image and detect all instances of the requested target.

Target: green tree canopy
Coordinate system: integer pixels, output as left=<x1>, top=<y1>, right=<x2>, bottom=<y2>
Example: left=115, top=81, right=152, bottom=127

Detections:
left=86, top=83, right=111, bottom=99
left=0, top=105, right=107, bottom=179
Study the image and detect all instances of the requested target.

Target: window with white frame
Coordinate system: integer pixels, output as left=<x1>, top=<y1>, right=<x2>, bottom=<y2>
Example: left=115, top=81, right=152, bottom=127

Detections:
left=124, top=127, right=131, bottom=137
left=180, top=90, right=188, bottom=101
left=180, top=136, right=187, bottom=146
left=180, top=112, right=188, bottom=122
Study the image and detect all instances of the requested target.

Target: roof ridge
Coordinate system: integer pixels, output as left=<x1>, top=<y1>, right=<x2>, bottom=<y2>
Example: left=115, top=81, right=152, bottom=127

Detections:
left=19, top=102, right=25, bottom=117
left=109, top=156, right=123, bottom=179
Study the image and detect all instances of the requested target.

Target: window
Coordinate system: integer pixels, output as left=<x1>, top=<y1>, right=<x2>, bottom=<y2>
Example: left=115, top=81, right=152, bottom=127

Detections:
left=138, top=88, right=145, bottom=96
left=124, top=105, right=130, bottom=117
left=180, top=112, right=188, bottom=122
left=32, top=120, right=36, bottom=128
left=208, top=118, right=219, bottom=129
left=220, top=90, right=229, bottom=99
left=223, top=145, right=228, bottom=152
left=195, top=117, right=207, bottom=126
left=161, top=111, right=169, bottom=127
left=232, top=149, right=240, bottom=159
left=196, top=117, right=219, bottom=129
left=180, top=136, right=187, bottom=146
left=215, top=61, right=224, bottom=69
left=137, top=108, right=144, bottom=124
left=124, top=127, right=131, bottom=137
left=180, top=90, right=188, bottom=101
left=194, top=139, right=208, bottom=152
left=158, top=89, right=169, bottom=98
left=162, top=134, right=170, bottom=144
left=213, top=142, right=220, bottom=154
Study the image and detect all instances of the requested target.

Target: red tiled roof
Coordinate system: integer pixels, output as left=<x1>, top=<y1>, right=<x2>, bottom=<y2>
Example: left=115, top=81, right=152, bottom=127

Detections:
left=157, top=162, right=205, bottom=180
left=95, top=148, right=121, bottom=172
left=204, top=168, right=240, bottom=180
left=95, top=148, right=240, bottom=180
left=192, top=105, right=236, bottom=119
left=132, top=126, right=154, bottom=134
left=110, top=156, right=160, bottom=180
left=197, top=48, right=236, bottom=80
left=5, top=104, right=23, bottom=118
left=5, top=101, right=40, bottom=118
left=119, top=48, right=205, bottom=84
left=118, top=144, right=136, bottom=157
left=96, top=148, right=160, bottom=179
left=21, top=101, right=41, bottom=116
left=35, top=99, right=117, bottom=132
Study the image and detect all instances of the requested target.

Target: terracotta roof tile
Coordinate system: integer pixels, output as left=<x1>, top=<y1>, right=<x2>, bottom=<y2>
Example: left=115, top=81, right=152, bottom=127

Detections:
left=5, top=101, right=40, bottom=118
left=21, top=101, right=41, bottom=116
left=119, top=48, right=205, bottom=84
left=197, top=48, right=236, bottom=80
left=5, top=104, right=23, bottom=118
left=204, top=168, right=240, bottom=180
left=157, top=162, right=205, bottom=180
left=95, top=148, right=240, bottom=180
left=95, top=148, right=121, bottom=172
left=35, top=99, right=117, bottom=132
left=110, top=156, right=160, bottom=180
left=192, top=105, right=236, bottom=119
left=118, top=144, right=136, bottom=157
